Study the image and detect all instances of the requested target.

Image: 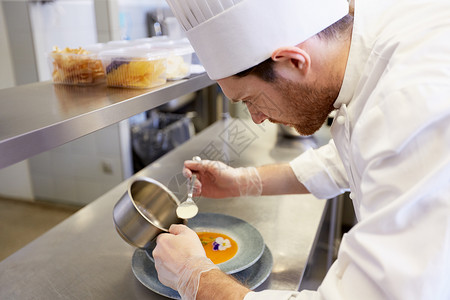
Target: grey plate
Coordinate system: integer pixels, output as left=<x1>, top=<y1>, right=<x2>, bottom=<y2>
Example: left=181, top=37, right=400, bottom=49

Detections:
left=132, top=245, right=273, bottom=299
left=145, top=213, right=265, bottom=274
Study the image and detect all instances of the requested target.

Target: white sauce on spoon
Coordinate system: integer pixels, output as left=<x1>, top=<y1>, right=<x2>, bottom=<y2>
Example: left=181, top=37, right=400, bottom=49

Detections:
left=176, top=204, right=199, bottom=219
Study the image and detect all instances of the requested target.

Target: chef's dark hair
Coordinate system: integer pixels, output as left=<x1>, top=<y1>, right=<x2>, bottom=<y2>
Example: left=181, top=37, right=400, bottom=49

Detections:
left=234, top=14, right=353, bottom=82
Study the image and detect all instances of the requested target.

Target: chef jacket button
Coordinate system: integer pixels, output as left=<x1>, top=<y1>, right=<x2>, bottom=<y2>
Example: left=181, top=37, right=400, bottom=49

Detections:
left=336, top=115, right=346, bottom=125
left=349, top=192, right=354, bottom=199
left=329, top=110, right=337, bottom=118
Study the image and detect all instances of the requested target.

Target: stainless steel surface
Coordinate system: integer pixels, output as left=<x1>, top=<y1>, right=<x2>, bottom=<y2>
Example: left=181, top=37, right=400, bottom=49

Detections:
left=0, top=73, right=214, bottom=169
left=113, top=177, right=184, bottom=249
left=0, top=119, right=331, bottom=299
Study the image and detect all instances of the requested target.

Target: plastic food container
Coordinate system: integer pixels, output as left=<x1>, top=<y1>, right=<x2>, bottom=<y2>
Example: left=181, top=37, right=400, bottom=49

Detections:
left=144, top=40, right=194, bottom=80
left=166, top=43, right=194, bottom=80
left=48, top=46, right=105, bottom=86
left=99, top=48, right=169, bottom=89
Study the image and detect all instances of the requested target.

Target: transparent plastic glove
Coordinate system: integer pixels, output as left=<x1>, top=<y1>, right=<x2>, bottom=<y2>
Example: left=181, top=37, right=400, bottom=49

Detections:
left=177, top=256, right=219, bottom=300
left=183, top=159, right=263, bottom=198
left=153, top=224, right=219, bottom=300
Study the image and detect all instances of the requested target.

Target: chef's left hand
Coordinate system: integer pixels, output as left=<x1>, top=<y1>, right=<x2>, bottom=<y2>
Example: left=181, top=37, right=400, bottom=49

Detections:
left=153, top=224, right=206, bottom=285
left=153, top=224, right=218, bottom=299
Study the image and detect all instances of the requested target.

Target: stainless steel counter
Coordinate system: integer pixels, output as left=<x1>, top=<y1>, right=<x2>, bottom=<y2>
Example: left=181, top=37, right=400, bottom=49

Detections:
left=0, top=73, right=214, bottom=169
left=0, top=119, right=331, bottom=299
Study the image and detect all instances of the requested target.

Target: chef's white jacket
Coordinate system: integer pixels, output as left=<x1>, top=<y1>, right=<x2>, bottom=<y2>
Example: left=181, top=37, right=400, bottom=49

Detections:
left=246, top=0, right=450, bottom=299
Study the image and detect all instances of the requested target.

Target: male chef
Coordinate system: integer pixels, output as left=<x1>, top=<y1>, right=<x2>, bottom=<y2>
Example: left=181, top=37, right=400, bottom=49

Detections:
left=153, top=0, right=450, bottom=299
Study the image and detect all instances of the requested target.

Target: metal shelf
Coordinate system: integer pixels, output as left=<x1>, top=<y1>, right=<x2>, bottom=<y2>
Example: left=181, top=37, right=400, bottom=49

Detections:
left=0, top=73, right=214, bottom=169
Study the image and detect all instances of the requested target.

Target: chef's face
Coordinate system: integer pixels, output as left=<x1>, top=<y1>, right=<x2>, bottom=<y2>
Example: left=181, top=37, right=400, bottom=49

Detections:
left=217, top=70, right=338, bottom=136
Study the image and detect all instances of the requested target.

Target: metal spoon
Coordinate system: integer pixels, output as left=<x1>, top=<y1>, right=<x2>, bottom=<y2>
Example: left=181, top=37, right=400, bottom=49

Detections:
left=176, top=156, right=201, bottom=219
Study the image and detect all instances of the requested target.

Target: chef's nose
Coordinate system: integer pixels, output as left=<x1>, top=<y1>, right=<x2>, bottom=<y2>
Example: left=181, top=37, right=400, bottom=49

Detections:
left=246, top=104, right=267, bottom=124
left=251, top=111, right=268, bottom=124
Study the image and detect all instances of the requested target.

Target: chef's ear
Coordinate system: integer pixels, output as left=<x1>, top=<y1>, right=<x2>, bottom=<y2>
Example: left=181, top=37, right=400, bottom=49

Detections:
left=271, top=46, right=310, bottom=74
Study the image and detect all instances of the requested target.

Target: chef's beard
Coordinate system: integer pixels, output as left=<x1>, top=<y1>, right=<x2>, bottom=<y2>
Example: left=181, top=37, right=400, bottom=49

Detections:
left=268, top=78, right=339, bottom=136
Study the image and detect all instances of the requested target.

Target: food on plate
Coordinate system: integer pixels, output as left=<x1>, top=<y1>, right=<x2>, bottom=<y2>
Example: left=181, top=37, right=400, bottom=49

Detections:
left=49, top=46, right=105, bottom=85
left=197, top=232, right=238, bottom=264
left=105, top=58, right=167, bottom=89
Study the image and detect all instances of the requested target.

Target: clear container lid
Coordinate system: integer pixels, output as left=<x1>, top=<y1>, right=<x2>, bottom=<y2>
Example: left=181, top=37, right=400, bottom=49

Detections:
left=83, top=43, right=107, bottom=54
left=135, top=41, right=194, bottom=57
left=129, top=36, right=170, bottom=46
left=99, top=47, right=169, bottom=61
left=105, top=40, right=131, bottom=49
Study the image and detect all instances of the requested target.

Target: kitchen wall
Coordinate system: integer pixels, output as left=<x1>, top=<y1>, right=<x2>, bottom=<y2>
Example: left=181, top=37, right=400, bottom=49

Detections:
left=0, top=1, right=14, bottom=89
left=28, top=124, right=127, bottom=205
left=116, top=0, right=171, bottom=40
left=0, top=1, right=34, bottom=200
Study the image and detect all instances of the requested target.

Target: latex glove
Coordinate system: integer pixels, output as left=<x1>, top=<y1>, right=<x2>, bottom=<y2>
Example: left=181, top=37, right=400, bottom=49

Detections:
left=153, top=224, right=219, bottom=300
left=183, top=159, right=262, bottom=198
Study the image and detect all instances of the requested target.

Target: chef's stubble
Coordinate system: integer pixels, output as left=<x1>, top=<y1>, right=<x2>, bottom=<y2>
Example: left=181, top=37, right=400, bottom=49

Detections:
left=269, top=77, right=339, bottom=136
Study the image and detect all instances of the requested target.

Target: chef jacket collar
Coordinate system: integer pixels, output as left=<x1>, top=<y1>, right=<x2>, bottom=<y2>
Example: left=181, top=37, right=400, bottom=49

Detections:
left=333, top=1, right=369, bottom=109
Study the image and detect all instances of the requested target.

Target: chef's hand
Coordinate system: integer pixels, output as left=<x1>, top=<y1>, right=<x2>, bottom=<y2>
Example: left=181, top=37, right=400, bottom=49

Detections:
left=183, top=159, right=262, bottom=198
left=153, top=224, right=219, bottom=300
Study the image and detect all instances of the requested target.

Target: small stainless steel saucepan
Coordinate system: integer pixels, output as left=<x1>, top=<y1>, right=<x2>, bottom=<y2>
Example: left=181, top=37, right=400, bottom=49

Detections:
left=113, top=176, right=185, bottom=249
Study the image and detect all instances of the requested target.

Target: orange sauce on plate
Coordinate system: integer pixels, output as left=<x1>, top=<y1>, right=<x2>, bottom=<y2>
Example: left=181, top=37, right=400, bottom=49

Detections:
left=197, top=232, right=238, bottom=264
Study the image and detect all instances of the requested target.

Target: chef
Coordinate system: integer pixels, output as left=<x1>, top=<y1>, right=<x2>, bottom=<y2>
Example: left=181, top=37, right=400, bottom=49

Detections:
left=153, top=0, right=450, bottom=299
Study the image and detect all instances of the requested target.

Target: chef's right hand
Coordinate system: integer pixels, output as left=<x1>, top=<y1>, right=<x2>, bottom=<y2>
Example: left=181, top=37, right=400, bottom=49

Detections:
left=183, top=159, right=262, bottom=198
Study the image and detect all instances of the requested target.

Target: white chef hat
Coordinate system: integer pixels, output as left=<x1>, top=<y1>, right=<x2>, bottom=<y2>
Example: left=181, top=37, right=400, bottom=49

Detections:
left=166, top=0, right=349, bottom=80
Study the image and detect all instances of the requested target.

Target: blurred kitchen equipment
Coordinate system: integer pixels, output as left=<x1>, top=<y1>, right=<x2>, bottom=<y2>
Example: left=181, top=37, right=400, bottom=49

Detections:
left=176, top=156, right=201, bottom=219
left=131, top=110, right=195, bottom=172
left=148, top=7, right=164, bottom=36
left=113, top=177, right=184, bottom=249
left=147, top=7, right=185, bottom=39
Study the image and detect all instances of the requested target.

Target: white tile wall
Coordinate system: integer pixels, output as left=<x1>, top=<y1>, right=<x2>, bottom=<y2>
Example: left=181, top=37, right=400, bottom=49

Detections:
left=95, top=124, right=121, bottom=157
left=31, top=175, right=55, bottom=201
left=117, top=0, right=169, bottom=40
left=29, top=123, right=126, bottom=206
